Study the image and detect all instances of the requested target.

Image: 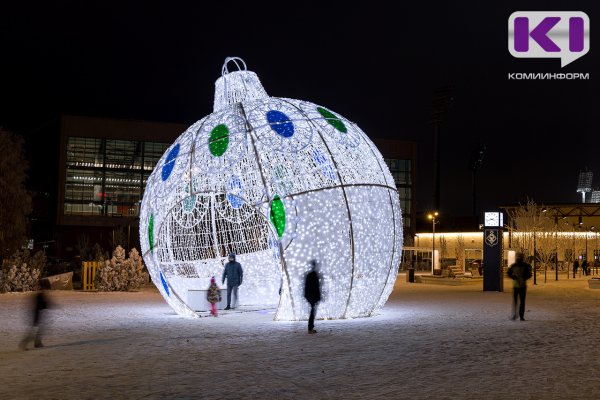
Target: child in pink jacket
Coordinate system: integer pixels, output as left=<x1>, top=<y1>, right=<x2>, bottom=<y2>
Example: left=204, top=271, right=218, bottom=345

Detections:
left=207, top=276, right=221, bottom=317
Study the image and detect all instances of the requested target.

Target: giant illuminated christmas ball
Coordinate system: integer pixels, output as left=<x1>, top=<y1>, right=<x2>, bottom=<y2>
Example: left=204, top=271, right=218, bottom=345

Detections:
left=140, top=57, right=402, bottom=320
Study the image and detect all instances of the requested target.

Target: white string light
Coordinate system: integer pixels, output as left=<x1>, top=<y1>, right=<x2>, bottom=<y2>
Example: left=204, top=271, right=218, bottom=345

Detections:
left=139, top=57, right=403, bottom=320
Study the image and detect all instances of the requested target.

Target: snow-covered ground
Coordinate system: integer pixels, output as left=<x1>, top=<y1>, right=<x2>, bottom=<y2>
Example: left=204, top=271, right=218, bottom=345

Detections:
left=2, top=274, right=600, bottom=399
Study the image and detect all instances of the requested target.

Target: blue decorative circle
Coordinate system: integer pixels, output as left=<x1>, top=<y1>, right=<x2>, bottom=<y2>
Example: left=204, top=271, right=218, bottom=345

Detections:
left=160, top=271, right=170, bottom=297
left=266, top=110, right=295, bottom=138
left=161, top=143, right=180, bottom=181
left=269, top=236, right=280, bottom=261
left=312, top=149, right=336, bottom=180
left=226, top=175, right=244, bottom=209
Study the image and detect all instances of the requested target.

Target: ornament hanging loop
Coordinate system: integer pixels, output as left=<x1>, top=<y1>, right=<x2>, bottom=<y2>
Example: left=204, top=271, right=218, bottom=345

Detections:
left=222, top=57, right=247, bottom=76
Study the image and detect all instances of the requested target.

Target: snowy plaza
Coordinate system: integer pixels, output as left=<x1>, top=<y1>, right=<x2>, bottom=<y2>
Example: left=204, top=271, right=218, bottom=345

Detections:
left=2, top=275, right=600, bottom=400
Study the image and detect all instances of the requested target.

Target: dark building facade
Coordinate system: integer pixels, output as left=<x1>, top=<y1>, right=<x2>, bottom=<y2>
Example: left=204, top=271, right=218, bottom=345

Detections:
left=372, top=138, right=417, bottom=241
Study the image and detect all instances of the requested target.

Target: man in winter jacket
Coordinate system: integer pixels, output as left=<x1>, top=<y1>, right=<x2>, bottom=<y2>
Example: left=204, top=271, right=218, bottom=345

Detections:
left=304, top=260, right=321, bottom=334
left=222, top=252, right=243, bottom=310
left=507, top=252, right=533, bottom=321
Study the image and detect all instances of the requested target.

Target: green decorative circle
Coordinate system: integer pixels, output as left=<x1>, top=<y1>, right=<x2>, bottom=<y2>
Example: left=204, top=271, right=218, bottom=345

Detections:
left=270, top=195, right=286, bottom=239
left=317, top=107, right=347, bottom=133
left=148, top=214, right=154, bottom=252
left=209, top=124, right=229, bottom=157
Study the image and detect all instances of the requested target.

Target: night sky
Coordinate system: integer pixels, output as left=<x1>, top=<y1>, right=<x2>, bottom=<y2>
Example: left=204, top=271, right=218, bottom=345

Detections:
left=1, top=1, right=598, bottom=219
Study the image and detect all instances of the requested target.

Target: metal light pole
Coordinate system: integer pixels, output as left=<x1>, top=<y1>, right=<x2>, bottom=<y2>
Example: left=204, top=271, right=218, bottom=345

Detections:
left=571, top=226, right=576, bottom=279
left=533, top=230, right=537, bottom=285
left=585, top=229, right=589, bottom=276
left=533, top=208, right=537, bottom=285
left=555, top=215, right=559, bottom=281
left=428, top=211, right=439, bottom=275
left=594, top=230, right=598, bottom=275
left=591, top=226, right=598, bottom=275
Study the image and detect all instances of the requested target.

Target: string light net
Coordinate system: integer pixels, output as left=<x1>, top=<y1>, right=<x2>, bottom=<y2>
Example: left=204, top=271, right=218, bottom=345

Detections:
left=139, top=57, right=403, bottom=320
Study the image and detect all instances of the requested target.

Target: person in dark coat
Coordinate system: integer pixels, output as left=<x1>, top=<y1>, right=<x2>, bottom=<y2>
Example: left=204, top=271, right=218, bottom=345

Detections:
left=304, top=260, right=321, bottom=334
left=20, top=290, right=48, bottom=350
left=507, top=252, right=533, bottom=321
left=573, top=259, right=579, bottom=278
left=222, top=252, right=243, bottom=310
left=582, top=259, right=589, bottom=276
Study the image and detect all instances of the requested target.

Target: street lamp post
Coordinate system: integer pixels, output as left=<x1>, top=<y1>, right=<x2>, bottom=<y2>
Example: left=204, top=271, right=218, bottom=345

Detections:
left=585, top=229, right=589, bottom=276
left=592, top=226, right=597, bottom=275
left=533, top=229, right=537, bottom=285
left=594, top=230, right=598, bottom=275
left=428, top=212, right=439, bottom=275
left=555, top=215, right=559, bottom=281
left=571, top=225, right=576, bottom=279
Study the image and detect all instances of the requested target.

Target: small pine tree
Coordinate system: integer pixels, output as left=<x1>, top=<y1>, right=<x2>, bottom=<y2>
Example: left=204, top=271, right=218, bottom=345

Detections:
left=0, top=249, right=45, bottom=292
left=124, top=248, right=149, bottom=290
left=95, top=246, right=148, bottom=291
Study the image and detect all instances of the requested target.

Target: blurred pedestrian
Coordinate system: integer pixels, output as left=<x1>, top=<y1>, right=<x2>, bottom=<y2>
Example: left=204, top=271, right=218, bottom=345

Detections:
left=19, top=290, right=49, bottom=350
left=207, top=276, right=221, bottom=317
left=582, top=259, right=589, bottom=276
left=573, top=259, right=579, bottom=278
left=304, top=260, right=321, bottom=334
left=507, top=252, right=533, bottom=321
left=222, top=252, right=243, bottom=310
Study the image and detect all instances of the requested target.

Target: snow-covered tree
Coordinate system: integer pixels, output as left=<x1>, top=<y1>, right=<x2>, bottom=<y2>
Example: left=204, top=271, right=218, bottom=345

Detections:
left=95, top=246, right=148, bottom=291
left=124, top=248, right=149, bottom=290
left=0, top=250, right=45, bottom=292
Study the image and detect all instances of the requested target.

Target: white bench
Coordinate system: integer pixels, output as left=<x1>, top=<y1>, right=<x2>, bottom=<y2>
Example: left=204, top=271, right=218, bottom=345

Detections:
left=589, top=279, right=600, bottom=289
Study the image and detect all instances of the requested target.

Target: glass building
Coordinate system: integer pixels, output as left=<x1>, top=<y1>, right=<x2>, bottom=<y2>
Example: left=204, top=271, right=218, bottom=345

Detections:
left=372, top=138, right=417, bottom=240
left=63, top=137, right=169, bottom=218
left=57, top=116, right=187, bottom=257
left=384, top=158, right=413, bottom=232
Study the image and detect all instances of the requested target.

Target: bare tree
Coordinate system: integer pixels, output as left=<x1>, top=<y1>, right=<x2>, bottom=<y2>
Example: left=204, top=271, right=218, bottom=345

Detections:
left=557, top=223, right=573, bottom=274
left=111, top=226, right=127, bottom=250
left=535, top=215, right=556, bottom=282
left=439, top=236, right=448, bottom=266
left=455, top=235, right=466, bottom=271
left=0, top=129, right=32, bottom=262
left=507, top=198, right=540, bottom=260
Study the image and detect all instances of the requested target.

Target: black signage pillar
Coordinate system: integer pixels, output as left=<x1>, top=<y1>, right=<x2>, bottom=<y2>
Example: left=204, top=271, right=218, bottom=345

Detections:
left=483, top=227, right=504, bottom=291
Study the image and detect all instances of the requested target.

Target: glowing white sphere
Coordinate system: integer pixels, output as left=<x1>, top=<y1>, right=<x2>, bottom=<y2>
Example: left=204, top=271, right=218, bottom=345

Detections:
left=139, top=57, right=403, bottom=320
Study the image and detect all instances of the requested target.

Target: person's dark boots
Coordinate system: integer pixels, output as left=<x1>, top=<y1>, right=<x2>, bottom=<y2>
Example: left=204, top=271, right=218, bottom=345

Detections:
left=224, top=306, right=231, bottom=310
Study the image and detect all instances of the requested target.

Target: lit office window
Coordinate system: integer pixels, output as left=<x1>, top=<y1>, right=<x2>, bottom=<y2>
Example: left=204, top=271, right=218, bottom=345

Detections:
left=64, top=137, right=169, bottom=217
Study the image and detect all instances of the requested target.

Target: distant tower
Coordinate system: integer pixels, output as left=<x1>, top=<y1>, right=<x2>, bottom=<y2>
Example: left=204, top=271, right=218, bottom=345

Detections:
left=577, top=170, right=593, bottom=203
left=591, top=190, right=600, bottom=204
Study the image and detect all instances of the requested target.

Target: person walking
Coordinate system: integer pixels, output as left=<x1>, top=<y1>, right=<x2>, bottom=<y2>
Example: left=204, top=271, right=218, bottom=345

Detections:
left=582, top=259, right=589, bottom=276
left=507, top=252, right=533, bottom=321
left=304, top=260, right=321, bottom=334
left=206, top=276, right=222, bottom=317
left=222, top=252, right=243, bottom=310
left=19, top=290, right=49, bottom=350
left=573, top=259, right=579, bottom=278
